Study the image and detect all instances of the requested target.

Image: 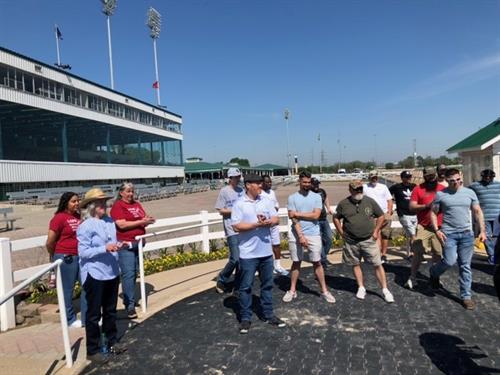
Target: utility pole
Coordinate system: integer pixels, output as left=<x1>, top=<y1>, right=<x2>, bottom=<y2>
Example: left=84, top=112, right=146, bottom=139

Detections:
left=413, top=139, right=417, bottom=168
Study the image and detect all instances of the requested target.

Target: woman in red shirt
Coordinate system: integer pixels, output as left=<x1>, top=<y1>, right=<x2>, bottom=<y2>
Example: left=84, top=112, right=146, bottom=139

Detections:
left=46, top=192, right=86, bottom=328
left=110, top=182, right=155, bottom=319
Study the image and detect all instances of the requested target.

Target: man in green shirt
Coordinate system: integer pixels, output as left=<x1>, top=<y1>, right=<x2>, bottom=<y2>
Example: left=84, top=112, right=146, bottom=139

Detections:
left=333, top=180, right=395, bottom=303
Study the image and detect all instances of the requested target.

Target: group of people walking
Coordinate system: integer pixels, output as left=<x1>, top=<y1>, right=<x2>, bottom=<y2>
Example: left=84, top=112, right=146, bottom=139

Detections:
left=46, top=182, right=155, bottom=364
left=215, top=166, right=499, bottom=334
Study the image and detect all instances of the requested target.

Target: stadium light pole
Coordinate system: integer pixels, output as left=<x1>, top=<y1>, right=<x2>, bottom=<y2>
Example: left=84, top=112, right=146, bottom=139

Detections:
left=147, top=7, right=162, bottom=106
left=284, top=109, right=291, bottom=175
left=101, top=0, right=117, bottom=90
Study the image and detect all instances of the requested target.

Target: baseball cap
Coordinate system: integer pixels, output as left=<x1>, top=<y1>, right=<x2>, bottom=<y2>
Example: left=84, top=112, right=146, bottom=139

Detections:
left=400, top=170, right=412, bottom=178
left=369, top=170, right=378, bottom=178
left=227, top=167, right=241, bottom=177
left=244, top=174, right=263, bottom=183
left=349, top=180, right=364, bottom=190
left=423, top=167, right=437, bottom=176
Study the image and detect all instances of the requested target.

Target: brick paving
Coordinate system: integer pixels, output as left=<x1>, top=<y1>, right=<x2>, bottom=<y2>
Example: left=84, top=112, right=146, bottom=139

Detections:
left=83, top=257, right=500, bottom=375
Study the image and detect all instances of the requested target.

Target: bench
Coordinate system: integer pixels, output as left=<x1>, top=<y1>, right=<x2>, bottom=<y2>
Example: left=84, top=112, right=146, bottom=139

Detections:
left=0, top=207, right=21, bottom=231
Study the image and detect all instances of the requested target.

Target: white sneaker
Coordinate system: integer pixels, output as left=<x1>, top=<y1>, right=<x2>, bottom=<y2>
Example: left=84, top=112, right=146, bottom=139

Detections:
left=404, top=278, right=415, bottom=289
left=321, top=291, right=336, bottom=303
left=282, top=290, right=297, bottom=302
left=356, top=287, right=366, bottom=300
left=274, top=265, right=289, bottom=276
left=382, top=288, right=395, bottom=303
left=69, top=319, right=82, bottom=329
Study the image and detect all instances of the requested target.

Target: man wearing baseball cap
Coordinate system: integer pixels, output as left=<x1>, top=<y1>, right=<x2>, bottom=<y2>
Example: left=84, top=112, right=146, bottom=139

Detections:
left=333, top=180, right=395, bottom=302
left=469, top=169, right=500, bottom=264
left=389, top=171, right=417, bottom=260
left=406, top=167, right=445, bottom=289
left=215, top=167, right=244, bottom=294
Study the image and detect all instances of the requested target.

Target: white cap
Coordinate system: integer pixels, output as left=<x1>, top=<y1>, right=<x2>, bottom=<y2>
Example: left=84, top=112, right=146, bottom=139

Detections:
left=227, top=167, right=241, bottom=177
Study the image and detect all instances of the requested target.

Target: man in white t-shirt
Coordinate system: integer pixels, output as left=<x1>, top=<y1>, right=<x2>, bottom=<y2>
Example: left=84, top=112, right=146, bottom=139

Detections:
left=261, top=175, right=288, bottom=276
left=231, top=174, right=286, bottom=334
left=364, top=171, right=393, bottom=263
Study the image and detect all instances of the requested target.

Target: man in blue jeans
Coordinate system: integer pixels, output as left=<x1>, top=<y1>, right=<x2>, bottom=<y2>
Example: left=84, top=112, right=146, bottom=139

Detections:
left=231, top=174, right=286, bottom=334
left=430, top=168, right=486, bottom=310
left=215, top=168, right=244, bottom=294
left=311, top=178, right=333, bottom=268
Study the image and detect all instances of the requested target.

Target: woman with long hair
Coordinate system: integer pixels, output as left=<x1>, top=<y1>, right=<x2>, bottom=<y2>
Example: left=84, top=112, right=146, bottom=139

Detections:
left=46, top=192, right=86, bottom=328
left=110, top=182, right=155, bottom=319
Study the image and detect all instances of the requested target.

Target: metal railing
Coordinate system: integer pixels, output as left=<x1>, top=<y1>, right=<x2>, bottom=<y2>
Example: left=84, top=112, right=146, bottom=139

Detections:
left=0, top=258, right=73, bottom=368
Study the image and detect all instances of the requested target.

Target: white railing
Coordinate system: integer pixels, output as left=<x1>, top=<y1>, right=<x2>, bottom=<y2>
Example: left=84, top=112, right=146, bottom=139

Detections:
left=0, top=257, right=73, bottom=368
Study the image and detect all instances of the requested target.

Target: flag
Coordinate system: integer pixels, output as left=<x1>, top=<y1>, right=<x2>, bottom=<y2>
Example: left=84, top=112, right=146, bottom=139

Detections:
left=152, top=81, right=159, bottom=89
left=55, top=25, right=63, bottom=40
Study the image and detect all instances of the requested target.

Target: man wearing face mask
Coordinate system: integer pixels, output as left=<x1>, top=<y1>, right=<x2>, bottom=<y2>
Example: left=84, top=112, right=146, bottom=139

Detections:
left=405, top=167, right=445, bottom=289
left=430, top=168, right=486, bottom=310
left=333, top=180, right=395, bottom=302
left=469, top=169, right=500, bottom=264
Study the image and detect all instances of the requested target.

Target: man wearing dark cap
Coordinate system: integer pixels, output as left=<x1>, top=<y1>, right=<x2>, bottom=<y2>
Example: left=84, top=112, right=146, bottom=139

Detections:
left=231, top=174, right=286, bottom=334
left=405, top=167, right=445, bottom=289
left=389, top=171, right=417, bottom=260
left=311, top=177, right=334, bottom=268
left=333, top=180, right=395, bottom=302
left=469, top=169, right=500, bottom=264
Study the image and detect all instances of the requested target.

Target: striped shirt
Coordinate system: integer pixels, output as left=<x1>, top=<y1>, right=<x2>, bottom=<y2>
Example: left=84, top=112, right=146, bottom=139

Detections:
left=469, top=180, right=500, bottom=221
left=77, top=216, right=120, bottom=285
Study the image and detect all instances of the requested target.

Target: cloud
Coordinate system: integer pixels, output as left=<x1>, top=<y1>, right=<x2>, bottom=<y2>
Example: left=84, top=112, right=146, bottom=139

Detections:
left=387, top=52, right=500, bottom=104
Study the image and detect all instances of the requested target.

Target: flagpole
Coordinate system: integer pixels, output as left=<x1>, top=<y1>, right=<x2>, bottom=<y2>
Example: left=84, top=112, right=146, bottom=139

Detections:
left=153, top=38, right=161, bottom=106
left=54, top=25, right=61, bottom=66
left=319, top=133, right=322, bottom=173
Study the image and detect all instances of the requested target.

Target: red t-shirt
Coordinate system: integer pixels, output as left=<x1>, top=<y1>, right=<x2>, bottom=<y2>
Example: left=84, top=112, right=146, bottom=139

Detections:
left=49, top=212, right=81, bottom=255
left=410, top=183, right=445, bottom=227
left=110, top=200, right=147, bottom=242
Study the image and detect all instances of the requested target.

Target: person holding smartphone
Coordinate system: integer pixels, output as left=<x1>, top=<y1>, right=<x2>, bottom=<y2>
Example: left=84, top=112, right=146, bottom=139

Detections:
left=46, top=192, right=86, bottom=328
left=78, top=188, right=127, bottom=364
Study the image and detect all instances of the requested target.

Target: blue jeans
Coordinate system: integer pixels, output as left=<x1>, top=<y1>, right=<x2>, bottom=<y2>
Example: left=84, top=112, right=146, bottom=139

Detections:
left=218, top=235, right=240, bottom=288
left=485, top=220, right=495, bottom=258
left=118, top=245, right=139, bottom=311
left=430, top=231, right=474, bottom=299
left=238, top=255, right=274, bottom=322
left=53, top=253, right=87, bottom=325
left=319, top=220, right=333, bottom=265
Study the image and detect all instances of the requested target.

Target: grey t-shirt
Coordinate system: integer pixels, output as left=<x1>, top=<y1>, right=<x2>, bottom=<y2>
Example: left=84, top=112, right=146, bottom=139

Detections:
left=215, top=185, right=244, bottom=237
left=433, top=187, right=479, bottom=233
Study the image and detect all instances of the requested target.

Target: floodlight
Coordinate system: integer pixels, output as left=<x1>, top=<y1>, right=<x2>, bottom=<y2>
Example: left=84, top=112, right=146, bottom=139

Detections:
left=101, top=0, right=117, bottom=16
left=147, top=7, right=162, bottom=39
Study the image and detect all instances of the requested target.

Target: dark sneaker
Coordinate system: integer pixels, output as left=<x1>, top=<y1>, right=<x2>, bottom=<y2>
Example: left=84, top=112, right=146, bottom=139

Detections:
left=109, top=343, right=127, bottom=355
left=429, top=275, right=441, bottom=290
left=87, top=352, right=110, bottom=365
left=239, top=320, right=251, bottom=334
left=215, top=281, right=226, bottom=294
left=381, top=255, right=387, bottom=264
left=462, top=299, right=476, bottom=310
left=127, top=308, right=138, bottom=319
left=264, top=316, right=286, bottom=328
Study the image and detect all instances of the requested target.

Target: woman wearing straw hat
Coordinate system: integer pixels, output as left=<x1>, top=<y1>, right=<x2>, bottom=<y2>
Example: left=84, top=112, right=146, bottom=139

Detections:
left=77, top=188, right=127, bottom=364
left=110, top=182, right=155, bottom=319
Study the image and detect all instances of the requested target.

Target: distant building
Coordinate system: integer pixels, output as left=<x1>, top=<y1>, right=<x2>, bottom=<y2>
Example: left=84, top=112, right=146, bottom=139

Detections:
left=184, top=162, right=289, bottom=180
left=447, top=118, right=500, bottom=184
left=0, top=47, right=184, bottom=199
left=185, top=157, right=203, bottom=163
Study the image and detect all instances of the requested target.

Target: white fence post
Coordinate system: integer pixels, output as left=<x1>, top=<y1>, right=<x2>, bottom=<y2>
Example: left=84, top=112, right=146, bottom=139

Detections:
left=138, top=241, right=147, bottom=314
left=0, top=238, right=15, bottom=331
left=200, top=210, right=209, bottom=254
left=55, top=264, right=73, bottom=368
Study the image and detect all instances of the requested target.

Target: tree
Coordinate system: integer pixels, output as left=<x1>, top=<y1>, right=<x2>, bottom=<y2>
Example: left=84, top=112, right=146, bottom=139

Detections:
left=385, top=162, right=395, bottom=169
left=229, top=157, right=250, bottom=167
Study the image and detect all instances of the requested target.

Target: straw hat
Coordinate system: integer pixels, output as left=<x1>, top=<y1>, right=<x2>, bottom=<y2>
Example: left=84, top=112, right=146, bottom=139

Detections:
left=80, top=188, right=113, bottom=208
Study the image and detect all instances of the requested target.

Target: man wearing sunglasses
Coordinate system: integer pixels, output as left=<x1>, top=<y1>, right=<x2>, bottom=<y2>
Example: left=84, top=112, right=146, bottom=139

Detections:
left=429, top=168, right=486, bottom=310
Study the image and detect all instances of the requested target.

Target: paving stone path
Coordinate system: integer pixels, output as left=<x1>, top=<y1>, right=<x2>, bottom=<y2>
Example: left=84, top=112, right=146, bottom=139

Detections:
left=84, top=258, right=500, bottom=374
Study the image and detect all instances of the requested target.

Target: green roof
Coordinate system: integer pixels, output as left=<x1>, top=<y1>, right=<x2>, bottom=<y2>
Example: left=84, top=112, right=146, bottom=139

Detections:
left=254, top=163, right=288, bottom=170
left=184, top=162, right=224, bottom=173
left=447, top=118, right=500, bottom=152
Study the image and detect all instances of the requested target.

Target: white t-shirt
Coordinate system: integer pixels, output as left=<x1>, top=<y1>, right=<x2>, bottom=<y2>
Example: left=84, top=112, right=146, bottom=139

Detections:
left=260, top=188, right=279, bottom=211
left=231, top=194, right=277, bottom=259
left=363, top=182, right=392, bottom=213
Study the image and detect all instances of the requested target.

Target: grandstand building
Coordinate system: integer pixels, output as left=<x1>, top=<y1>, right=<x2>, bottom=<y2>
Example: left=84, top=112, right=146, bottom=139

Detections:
left=0, top=47, right=183, bottom=199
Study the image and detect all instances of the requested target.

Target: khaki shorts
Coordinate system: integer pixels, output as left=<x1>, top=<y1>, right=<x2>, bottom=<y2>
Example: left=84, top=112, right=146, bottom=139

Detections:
left=412, top=224, right=442, bottom=257
left=289, top=235, right=322, bottom=262
left=342, top=237, right=382, bottom=266
left=380, top=217, right=392, bottom=240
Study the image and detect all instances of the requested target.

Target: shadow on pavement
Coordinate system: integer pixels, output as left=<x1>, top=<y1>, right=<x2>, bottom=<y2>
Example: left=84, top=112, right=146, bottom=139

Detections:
left=419, top=332, right=500, bottom=374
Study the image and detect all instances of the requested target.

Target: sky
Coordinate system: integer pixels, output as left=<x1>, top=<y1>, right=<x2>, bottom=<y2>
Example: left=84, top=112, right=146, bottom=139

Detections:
left=1, top=0, right=499, bottom=167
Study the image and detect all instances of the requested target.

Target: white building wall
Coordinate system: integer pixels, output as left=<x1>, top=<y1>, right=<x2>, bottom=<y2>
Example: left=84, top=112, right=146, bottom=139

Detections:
left=0, top=160, right=184, bottom=183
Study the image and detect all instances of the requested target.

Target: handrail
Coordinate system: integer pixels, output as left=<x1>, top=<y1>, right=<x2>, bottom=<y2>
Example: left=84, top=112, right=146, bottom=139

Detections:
left=0, top=259, right=73, bottom=368
left=138, top=220, right=223, bottom=240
